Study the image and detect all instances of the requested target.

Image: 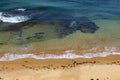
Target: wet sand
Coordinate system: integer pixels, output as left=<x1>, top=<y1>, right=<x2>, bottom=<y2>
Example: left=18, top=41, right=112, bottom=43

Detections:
left=0, top=55, right=120, bottom=80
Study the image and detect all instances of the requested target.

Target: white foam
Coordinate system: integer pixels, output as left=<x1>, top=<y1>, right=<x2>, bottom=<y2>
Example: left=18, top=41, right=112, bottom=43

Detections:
left=15, top=8, right=26, bottom=11
left=0, top=47, right=120, bottom=61
left=0, top=12, right=29, bottom=23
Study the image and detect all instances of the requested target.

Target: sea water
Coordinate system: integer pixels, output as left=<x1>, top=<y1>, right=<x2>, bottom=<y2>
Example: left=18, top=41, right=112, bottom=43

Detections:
left=0, top=0, right=120, bottom=60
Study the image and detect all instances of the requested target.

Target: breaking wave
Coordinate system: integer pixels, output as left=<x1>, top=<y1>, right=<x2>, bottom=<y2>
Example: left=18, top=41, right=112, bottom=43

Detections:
left=0, top=47, right=120, bottom=61
left=15, top=8, right=26, bottom=11
left=0, top=12, right=29, bottom=23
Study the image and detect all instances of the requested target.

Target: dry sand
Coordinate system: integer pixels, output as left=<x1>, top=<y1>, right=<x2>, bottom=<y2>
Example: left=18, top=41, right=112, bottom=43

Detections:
left=0, top=55, right=120, bottom=80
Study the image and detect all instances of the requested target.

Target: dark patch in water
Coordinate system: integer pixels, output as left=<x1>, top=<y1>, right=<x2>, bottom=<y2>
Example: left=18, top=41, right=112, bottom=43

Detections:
left=0, top=12, right=99, bottom=43
left=54, top=20, right=74, bottom=37
left=75, top=17, right=99, bottom=33
left=54, top=17, right=99, bottom=37
left=0, top=22, right=32, bottom=31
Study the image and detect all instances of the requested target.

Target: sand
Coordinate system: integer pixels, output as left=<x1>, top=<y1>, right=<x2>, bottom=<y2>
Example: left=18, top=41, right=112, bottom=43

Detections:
left=0, top=55, right=120, bottom=80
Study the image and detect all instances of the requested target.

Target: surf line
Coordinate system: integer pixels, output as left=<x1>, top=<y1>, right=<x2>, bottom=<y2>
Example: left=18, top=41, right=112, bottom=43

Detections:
left=0, top=48, right=120, bottom=61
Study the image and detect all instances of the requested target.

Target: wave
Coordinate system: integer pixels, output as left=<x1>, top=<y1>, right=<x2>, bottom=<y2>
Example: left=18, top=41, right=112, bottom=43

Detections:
left=0, top=7, right=50, bottom=23
left=0, top=12, right=29, bottom=23
left=15, top=8, right=26, bottom=11
left=0, top=47, right=120, bottom=61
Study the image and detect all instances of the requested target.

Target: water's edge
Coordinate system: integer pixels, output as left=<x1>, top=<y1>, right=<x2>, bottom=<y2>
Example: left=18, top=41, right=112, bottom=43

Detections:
left=0, top=47, right=119, bottom=61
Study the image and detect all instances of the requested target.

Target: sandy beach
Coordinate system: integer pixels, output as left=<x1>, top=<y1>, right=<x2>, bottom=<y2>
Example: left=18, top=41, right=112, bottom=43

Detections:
left=0, top=1, right=120, bottom=80
left=0, top=55, right=120, bottom=80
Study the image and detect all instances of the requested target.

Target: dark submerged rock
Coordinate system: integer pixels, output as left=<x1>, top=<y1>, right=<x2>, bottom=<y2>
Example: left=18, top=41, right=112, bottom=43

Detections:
left=78, top=21, right=99, bottom=33
left=0, top=21, right=34, bottom=31
left=72, top=17, right=99, bottom=33
left=0, top=15, right=99, bottom=44
left=33, top=32, right=45, bottom=39
left=0, top=20, right=3, bottom=24
left=0, top=43, right=5, bottom=45
left=0, top=23, right=19, bottom=31
left=54, top=20, right=75, bottom=37
left=54, top=17, right=99, bottom=37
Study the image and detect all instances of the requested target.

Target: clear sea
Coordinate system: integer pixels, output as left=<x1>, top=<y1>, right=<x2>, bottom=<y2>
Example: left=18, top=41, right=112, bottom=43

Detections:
left=0, top=0, right=120, bottom=60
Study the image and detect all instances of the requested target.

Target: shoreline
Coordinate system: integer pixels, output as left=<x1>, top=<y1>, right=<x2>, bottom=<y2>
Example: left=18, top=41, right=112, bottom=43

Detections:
left=0, top=55, right=120, bottom=80
left=1, top=55, right=120, bottom=71
left=0, top=46, right=120, bottom=61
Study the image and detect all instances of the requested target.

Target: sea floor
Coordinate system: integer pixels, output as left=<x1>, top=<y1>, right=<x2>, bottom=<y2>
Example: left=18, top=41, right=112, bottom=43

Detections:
left=0, top=19, right=120, bottom=55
